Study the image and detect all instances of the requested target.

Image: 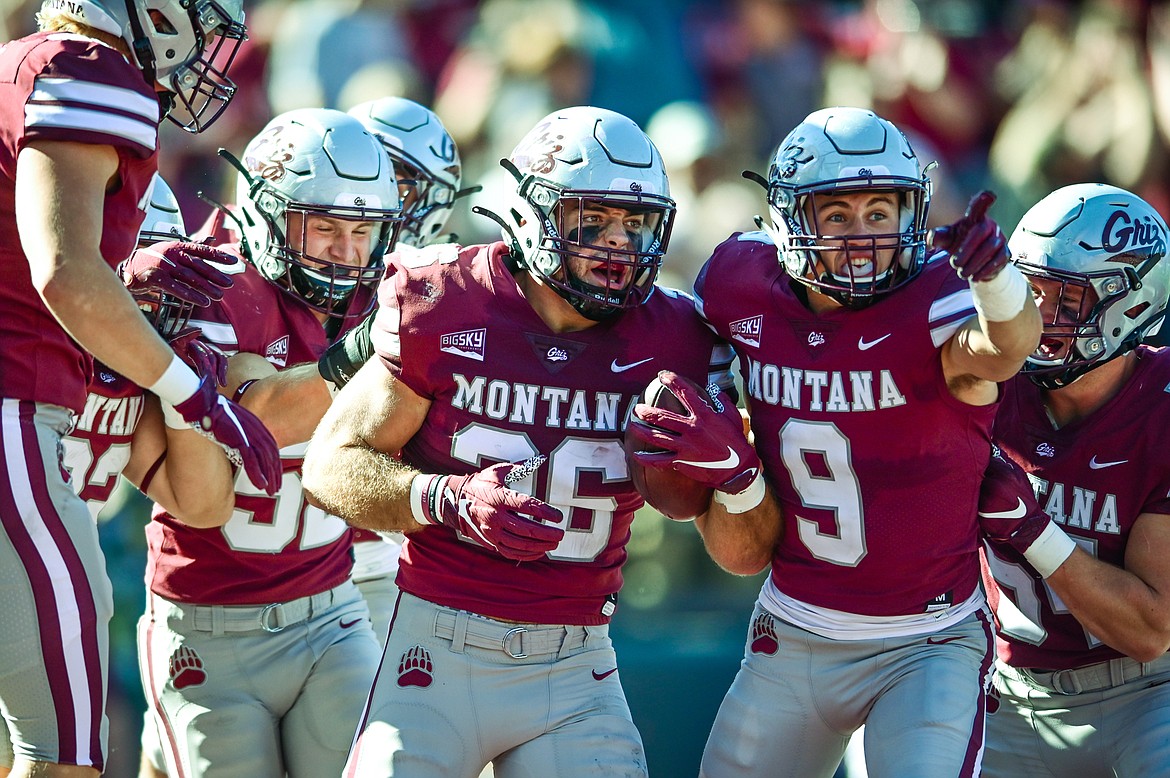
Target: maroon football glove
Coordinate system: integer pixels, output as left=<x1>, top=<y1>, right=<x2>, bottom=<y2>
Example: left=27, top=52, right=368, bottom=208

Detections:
left=977, top=447, right=1054, bottom=555
left=626, top=371, right=761, bottom=495
left=931, top=191, right=1010, bottom=282
left=168, top=327, right=228, bottom=388
left=415, top=457, right=565, bottom=562
left=120, top=241, right=236, bottom=308
left=172, top=378, right=282, bottom=497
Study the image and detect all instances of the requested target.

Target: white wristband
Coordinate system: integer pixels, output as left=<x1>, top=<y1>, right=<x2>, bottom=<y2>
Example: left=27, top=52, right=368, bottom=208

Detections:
left=970, top=262, right=1029, bottom=322
left=147, top=354, right=202, bottom=407
left=409, top=473, right=440, bottom=526
left=712, top=470, right=766, bottom=514
left=1023, top=522, right=1077, bottom=578
left=160, top=401, right=188, bottom=429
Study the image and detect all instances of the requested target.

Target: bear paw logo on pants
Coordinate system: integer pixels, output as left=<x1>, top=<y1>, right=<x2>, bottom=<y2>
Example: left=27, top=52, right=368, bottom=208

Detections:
left=750, top=612, right=779, bottom=656
left=397, top=645, right=434, bottom=688
left=169, top=646, right=207, bottom=690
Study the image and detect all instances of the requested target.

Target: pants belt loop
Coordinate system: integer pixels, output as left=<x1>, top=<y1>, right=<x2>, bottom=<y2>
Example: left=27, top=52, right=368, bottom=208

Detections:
left=450, top=610, right=468, bottom=654
left=1109, top=658, right=1127, bottom=686
left=556, top=627, right=574, bottom=660
left=582, top=624, right=600, bottom=652
left=210, top=605, right=225, bottom=637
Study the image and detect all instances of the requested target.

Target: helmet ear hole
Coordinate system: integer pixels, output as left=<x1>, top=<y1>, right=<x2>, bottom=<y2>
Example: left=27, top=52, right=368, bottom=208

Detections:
left=1124, top=302, right=1150, bottom=320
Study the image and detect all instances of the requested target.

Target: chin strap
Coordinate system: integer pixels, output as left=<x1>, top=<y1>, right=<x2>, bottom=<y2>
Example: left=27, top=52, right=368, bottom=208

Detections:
left=123, top=0, right=158, bottom=88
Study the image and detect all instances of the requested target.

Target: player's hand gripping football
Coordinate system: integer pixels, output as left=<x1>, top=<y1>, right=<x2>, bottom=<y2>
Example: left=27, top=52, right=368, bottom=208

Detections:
left=171, top=379, right=283, bottom=497
left=414, top=456, right=565, bottom=561
left=931, top=190, right=1010, bottom=282
left=626, top=371, right=761, bottom=495
left=120, top=240, right=236, bottom=308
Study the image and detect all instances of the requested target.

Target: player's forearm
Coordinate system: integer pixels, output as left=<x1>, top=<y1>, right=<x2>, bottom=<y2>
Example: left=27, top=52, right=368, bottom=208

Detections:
left=39, top=258, right=179, bottom=388
left=1046, top=548, right=1170, bottom=662
left=695, top=492, right=782, bottom=576
left=126, top=403, right=237, bottom=528
left=155, top=428, right=238, bottom=528
left=978, top=302, right=1042, bottom=380
left=302, top=441, right=417, bottom=532
left=236, top=362, right=333, bottom=448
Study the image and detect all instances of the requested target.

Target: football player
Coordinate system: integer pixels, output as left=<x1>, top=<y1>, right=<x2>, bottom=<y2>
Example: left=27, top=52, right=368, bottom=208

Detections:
left=301, top=106, right=738, bottom=777
left=0, top=174, right=242, bottom=777
left=133, top=109, right=401, bottom=777
left=66, top=175, right=239, bottom=529
left=0, top=2, right=279, bottom=776
left=629, top=106, right=1042, bottom=777
left=342, top=96, right=472, bottom=647
left=980, top=184, right=1170, bottom=777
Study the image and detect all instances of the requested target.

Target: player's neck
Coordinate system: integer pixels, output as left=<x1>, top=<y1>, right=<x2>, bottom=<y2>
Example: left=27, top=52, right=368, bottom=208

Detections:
left=515, top=271, right=598, bottom=333
left=805, top=286, right=841, bottom=315
left=1042, top=351, right=1136, bottom=428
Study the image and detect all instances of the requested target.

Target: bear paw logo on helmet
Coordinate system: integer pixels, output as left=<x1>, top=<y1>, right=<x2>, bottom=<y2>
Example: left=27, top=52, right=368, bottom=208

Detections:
left=777, top=140, right=811, bottom=179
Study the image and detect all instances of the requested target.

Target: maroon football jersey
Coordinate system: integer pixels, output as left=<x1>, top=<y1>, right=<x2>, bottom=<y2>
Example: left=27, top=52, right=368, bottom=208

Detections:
left=146, top=246, right=366, bottom=605
left=985, top=346, right=1170, bottom=670
left=0, top=33, right=159, bottom=412
left=695, top=232, right=995, bottom=617
left=62, top=363, right=143, bottom=520
left=373, top=242, right=732, bottom=625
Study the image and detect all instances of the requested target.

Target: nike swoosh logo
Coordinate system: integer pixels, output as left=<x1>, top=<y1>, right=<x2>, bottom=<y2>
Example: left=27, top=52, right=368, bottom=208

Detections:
left=676, top=447, right=740, bottom=470
left=592, top=668, right=618, bottom=681
left=978, top=497, right=1027, bottom=520
left=1088, top=455, right=1128, bottom=470
left=611, top=357, right=653, bottom=373
left=339, top=617, right=364, bottom=629
left=926, top=635, right=962, bottom=645
left=857, top=334, right=891, bottom=351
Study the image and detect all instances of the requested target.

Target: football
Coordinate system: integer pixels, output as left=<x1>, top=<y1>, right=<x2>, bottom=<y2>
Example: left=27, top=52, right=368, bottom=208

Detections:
left=623, top=374, right=715, bottom=521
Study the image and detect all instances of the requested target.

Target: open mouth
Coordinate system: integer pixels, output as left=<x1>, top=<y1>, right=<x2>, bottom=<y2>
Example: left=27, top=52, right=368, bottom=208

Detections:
left=584, top=261, right=632, bottom=290
left=846, top=257, right=876, bottom=279
left=1035, top=337, right=1066, bottom=360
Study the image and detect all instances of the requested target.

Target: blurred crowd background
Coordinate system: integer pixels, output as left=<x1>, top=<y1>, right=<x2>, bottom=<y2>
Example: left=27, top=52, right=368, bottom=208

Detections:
left=4, top=0, right=1169, bottom=774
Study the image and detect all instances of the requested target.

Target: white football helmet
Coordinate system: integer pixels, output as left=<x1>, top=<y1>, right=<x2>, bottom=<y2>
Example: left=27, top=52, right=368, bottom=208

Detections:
left=138, top=174, right=187, bottom=245
left=41, top=0, right=247, bottom=132
left=348, top=97, right=463, bottom=248
left=131, top=174, right=194, bottom=336
left=1010, top=183, right=1170, bottom=388
left=234, top=108, right=402, bottom=321
left=758, top=107, right=931, bottom=309
left=491, top=106, right=675, bottom=321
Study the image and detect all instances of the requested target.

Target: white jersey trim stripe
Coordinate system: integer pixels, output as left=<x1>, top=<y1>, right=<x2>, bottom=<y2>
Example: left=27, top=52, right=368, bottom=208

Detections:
left=31, top=76, right=159, bottom=121
left=188, top=319, right=239, bottom=353
left=371, top=327, right=401, bottom=359
left=372, top=304, right=402, bottom=358
left=929, top=288, right=976, bottom=323
left=929, top=288, right=977, bottom=348
left=1, top=399, right=97, bottom=761
left=25, top=104, right=156, bottom=150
